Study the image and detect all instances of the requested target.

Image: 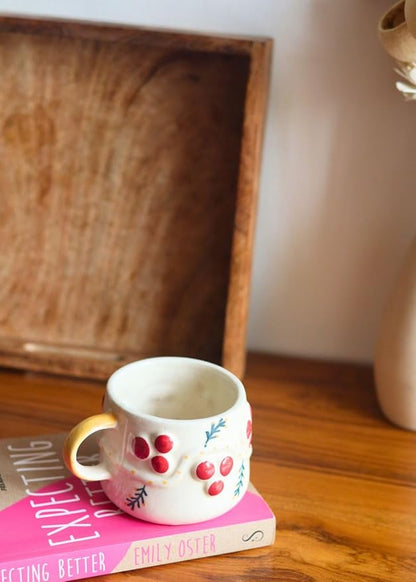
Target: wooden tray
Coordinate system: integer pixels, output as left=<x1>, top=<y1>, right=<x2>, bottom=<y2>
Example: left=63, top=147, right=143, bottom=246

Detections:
left=0, top=17, right=271, bottom=380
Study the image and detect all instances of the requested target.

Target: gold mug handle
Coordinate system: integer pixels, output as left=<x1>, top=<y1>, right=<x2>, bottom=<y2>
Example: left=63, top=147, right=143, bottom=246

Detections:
left=63, top=412, right=117, bottom=481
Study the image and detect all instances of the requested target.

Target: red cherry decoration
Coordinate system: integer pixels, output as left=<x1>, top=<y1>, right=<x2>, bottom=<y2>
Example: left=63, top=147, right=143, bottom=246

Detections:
left=196, top=461, right=215, bottom=480
left=133, top=437, right=150, bottom=459
left=151, top=455, right=169, bottom=474
left=220, top=456, right=233, bottom=476
left=155, top=434, right=173, bottom=453
left=246, top=420, right=253, bottom=442
left=208, top=480, right=224, bottom=496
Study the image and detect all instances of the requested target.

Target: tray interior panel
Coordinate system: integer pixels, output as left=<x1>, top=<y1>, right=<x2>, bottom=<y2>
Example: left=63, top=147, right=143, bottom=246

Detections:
left=0, top=30, right=249, bottom=366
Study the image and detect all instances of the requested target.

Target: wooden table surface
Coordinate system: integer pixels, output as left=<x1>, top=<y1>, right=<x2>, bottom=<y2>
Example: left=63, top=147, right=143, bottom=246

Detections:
left=1, top=352, right=415, bottom=581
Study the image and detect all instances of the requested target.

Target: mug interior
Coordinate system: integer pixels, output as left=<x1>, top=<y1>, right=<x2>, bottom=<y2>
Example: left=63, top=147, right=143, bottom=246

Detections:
left=107, top=357, right=242, bottom=420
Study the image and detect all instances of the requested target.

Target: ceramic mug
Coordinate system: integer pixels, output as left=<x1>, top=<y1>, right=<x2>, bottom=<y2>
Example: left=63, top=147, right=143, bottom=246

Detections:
left=63, top=357, right=252, bottom=525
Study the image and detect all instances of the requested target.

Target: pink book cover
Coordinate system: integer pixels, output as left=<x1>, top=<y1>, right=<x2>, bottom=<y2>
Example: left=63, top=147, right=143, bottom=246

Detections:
left=0, top=433, right=276, bottom=581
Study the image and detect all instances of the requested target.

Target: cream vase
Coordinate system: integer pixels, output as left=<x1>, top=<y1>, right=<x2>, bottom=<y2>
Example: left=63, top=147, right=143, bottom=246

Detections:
left=375, top=237, right=416, bottom=430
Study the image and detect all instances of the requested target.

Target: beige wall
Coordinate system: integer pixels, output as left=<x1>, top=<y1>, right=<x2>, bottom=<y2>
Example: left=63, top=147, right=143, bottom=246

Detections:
left=1, top=0, right=412, bottom=363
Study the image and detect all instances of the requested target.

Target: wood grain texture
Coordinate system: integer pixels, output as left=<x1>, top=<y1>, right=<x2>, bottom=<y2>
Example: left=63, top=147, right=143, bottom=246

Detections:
left=0, top=15, right=265, bottom=56
left=0, top=17, right=271, bottom=379
left=1, top=353, right=415, bottom=580
left=222, top=40, right=272, bottom=375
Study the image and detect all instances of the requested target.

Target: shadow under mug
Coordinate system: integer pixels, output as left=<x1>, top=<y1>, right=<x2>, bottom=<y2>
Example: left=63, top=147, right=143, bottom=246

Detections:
left=63, top=357, right=252, bottom=525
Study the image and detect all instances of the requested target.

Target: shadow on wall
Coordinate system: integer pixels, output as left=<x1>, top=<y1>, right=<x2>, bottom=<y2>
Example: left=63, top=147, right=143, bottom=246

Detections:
left=248, top=0, right=416, bottom=363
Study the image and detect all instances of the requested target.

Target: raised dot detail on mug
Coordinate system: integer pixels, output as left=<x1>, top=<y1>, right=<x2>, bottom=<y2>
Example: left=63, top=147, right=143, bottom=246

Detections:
left=151, top=455, right=169, bottom=474
left=208, top=480, right=224, bottom=496
left=246, top=419, right=252, bottom=443
left=196, top=461, right=215, bottom=480
left=155, top=434, right=173, bottom=453
left=133, top=437, right=150, bottom=459
left=219, top=456, right=233, bottom=476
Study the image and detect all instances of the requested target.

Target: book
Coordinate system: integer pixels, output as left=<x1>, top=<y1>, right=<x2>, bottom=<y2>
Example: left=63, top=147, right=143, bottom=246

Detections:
left=0, top=433, right=275, bottom=580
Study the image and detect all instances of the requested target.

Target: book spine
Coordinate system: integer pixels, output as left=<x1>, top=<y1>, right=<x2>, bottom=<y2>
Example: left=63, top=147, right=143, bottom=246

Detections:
left=114, top=517, right=276, bottom=573
left=0, top=518, right=275, bottom=580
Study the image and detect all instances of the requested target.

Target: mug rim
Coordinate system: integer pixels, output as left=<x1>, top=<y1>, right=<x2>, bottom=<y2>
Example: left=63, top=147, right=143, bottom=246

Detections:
left=106, top=356, right=246, bottom=423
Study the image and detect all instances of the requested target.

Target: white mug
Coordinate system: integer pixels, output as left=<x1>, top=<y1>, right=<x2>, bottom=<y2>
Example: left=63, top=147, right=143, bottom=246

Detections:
left=63, top=357, right=252, bottom=525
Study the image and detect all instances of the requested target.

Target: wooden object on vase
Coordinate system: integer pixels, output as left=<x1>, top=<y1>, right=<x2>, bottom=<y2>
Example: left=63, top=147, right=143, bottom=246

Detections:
left=405, top=0, right=416, bottom=39
left=0, top=17, right=271, bottom=380
left=378, top=0, right=416, bottom=61
left=375, top=237, right=416, bottom=430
